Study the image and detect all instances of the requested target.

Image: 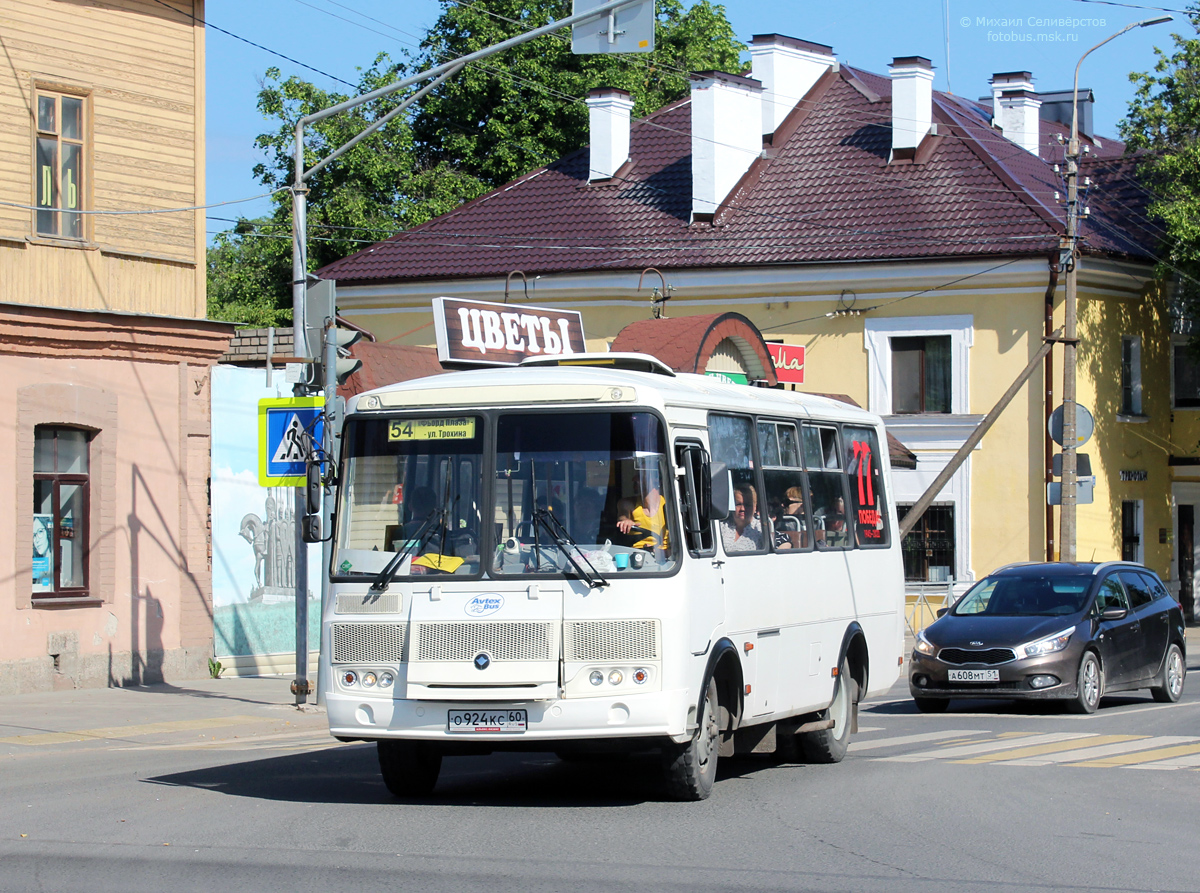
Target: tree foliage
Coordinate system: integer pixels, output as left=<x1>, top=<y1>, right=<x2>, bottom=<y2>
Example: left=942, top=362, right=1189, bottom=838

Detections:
left=207, top=1, right=746, bottom=324
left=1120, top=6, right=1200, bottom=310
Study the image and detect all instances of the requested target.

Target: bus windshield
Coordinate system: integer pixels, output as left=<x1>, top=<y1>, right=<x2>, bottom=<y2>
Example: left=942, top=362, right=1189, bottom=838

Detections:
left=335, top=415, right=484, bottom=579
left=493, top=411, right=677, bottom=576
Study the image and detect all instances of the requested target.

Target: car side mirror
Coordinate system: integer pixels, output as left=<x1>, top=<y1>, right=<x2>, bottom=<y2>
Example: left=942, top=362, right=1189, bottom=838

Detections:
left=1100, top=606, right=1128, bottom=621
left=708, top=466, right=733, bottom=522
left=936, top=607, right=948, bottom=618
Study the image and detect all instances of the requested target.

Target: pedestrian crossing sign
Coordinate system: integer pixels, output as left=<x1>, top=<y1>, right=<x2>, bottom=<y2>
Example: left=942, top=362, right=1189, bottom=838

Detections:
left=258, top=396, right=325, bottom=487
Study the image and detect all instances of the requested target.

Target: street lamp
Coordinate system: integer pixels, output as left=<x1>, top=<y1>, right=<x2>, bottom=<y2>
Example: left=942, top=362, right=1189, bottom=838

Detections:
left=1058, top=15, right=1171, bottom=563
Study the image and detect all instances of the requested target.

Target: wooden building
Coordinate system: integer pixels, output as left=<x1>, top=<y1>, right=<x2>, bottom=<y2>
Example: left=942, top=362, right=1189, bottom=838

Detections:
left=0, top=1, right=235, bottom=694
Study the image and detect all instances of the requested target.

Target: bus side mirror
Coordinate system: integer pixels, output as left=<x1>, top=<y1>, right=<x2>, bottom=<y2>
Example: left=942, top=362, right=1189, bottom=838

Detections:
left=301, top=514, right=323, bottom=543
left=678, top=444, right=711, bottom=534
left=305, top=461, right=322, bottom=516
left=708, top=466, right=733, bottom=522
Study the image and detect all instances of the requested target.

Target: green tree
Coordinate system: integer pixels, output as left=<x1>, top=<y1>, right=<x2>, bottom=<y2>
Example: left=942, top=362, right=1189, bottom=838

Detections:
left=208, top=1, right=746, bottom=324
left=412, top=0, right=745, bottom=186
left=1120, top=6, right=1200, bottom=311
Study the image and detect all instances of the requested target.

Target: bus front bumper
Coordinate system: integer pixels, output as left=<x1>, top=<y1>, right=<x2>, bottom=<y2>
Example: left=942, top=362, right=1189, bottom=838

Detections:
left=327, top=687, right=694, bottom=744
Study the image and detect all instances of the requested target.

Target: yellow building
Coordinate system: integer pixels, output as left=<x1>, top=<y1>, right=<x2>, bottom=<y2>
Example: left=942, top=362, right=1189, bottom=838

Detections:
left=0, top=1, right=234, bottom=694
left=321, top=39, right=1196, bottom=620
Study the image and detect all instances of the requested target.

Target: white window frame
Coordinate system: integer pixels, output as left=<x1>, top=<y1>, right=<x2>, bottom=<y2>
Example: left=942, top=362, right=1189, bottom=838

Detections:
left=1119, top=335, right=1144, bottom=419
left=864, top=315, right=973, bottom=416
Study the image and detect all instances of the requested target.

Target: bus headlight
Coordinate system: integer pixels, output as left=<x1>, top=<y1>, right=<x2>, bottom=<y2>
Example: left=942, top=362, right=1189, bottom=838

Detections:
left=341, top=670, right=357, bottom=686
left=379, top=672, right=394, bottom=689
left=632, top=668, right=649, bottom=685
left=608, top=670, right=624, bottom=685
left=589, top=670, right=604, bottom=686
left=362, top=672, right=377, bottom=687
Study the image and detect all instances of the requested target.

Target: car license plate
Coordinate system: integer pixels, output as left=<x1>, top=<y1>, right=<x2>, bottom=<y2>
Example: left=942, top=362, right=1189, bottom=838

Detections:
left=447, top=709, right=527, bottom=733
left=948, top=669, right=999, bottom=683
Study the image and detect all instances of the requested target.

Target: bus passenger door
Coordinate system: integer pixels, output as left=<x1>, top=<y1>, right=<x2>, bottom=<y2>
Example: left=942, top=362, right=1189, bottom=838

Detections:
left=677, top=441, right=724, bottom=655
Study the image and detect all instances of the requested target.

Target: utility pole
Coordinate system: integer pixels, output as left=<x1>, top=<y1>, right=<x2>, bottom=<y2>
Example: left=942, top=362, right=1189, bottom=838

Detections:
left=1058, top=15, right=1170, bottom=563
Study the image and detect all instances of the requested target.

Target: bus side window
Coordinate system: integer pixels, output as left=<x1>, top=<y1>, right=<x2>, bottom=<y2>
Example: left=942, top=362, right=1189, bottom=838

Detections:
left=675, top=441, right=714, bottom=556
left=708, top=414, right=766, bottom=555
left=844, top=426, right=890, bottom=547
left=760, top=420, right=809, bottom=552
left=804, top=423, right=852, bottom=550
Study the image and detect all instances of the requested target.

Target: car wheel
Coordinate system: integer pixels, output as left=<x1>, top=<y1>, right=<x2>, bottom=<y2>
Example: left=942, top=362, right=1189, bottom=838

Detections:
left=1067, top=651, right=1103, bottom=714
left=377, top=740, right=442, bottom=797
left=800, top=657, right=857, bottom=763
left=663, top=677, right=719, bottom=800
left=1150, top=643, right=1186, bottom=703
left=913, top=696, right=949, bottom=714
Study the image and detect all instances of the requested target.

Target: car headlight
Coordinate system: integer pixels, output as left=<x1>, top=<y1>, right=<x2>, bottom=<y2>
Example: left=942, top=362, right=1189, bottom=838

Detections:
left=914, top=631, right=936, bottom=656
left=1020, top=627, right=1074, bottom=659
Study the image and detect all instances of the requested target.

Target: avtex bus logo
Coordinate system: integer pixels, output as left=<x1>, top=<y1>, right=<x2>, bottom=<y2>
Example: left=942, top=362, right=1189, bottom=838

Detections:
left=465, top=595, right=504, bottom=617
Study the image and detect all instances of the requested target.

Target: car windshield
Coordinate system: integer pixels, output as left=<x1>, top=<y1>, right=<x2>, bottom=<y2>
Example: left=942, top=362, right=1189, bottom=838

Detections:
left=953, top=574, right=1092, bottom=616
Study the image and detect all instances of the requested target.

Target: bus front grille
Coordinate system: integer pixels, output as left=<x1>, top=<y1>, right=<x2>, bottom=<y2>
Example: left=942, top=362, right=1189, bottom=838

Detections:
left=415, top=622, right=555, bottom=662
left=564, top=620, right=659, bottom=662
left=335, top=593, right=400, bottom=614
left=331, top=622, right=407, bottom=663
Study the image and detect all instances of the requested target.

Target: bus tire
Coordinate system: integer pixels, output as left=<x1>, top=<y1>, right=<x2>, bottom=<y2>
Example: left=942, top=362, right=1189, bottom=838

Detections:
left=663, top=677, right=720, bottom=801
left=800, top=657, right=856, bottom=764
left=377, top=740, right=442, bottom=797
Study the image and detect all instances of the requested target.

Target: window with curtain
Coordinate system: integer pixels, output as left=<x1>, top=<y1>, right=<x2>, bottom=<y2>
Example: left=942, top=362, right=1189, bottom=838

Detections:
left=33, top=427, right=90, bottom=597
left=891, top=335, right=951, bottom=413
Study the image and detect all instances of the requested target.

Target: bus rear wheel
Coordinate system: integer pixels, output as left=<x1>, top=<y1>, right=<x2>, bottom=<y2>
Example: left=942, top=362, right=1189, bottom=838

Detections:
left=377, top=740, right=442, bottom=797
left=663, top=677, right=719, bottom=801
left=800, top=657, right=856, bottom=764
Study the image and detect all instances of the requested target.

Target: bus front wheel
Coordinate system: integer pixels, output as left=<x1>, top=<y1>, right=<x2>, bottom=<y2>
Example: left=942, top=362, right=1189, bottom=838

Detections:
left=663, top=677, right=720, bottom=801
left=800, top=657, right=856, bottom=763
left=378, top=740, right=442, bottom=797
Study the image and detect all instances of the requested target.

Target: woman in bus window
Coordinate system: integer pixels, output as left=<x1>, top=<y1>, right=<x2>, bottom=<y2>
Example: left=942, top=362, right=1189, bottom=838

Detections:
left=617, top=475, right=669, bottom=551
left=721, top=484, right=763, bottom=552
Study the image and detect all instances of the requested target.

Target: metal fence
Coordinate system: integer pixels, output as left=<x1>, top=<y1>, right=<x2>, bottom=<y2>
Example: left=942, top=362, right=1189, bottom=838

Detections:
left=904, top=581, right=959, bottom=636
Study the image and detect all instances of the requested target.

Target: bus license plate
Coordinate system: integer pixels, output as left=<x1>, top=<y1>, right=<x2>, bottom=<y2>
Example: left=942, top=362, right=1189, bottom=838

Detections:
left=948, top=669, right=999, bottom=683
left=447, top=709, right=527, bottom=733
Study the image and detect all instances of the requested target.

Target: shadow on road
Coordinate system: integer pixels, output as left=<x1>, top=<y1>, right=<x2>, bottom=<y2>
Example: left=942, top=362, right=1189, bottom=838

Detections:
left=144, top=746, right=674, bottom=807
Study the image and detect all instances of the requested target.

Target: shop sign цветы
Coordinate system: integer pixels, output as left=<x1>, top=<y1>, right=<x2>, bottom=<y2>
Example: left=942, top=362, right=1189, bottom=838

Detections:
left=433, top=297, right=586, bottom=366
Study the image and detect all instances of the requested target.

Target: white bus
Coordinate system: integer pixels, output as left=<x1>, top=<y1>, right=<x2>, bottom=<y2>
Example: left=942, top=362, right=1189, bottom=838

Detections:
left=321, top=354, right=905, bottom=800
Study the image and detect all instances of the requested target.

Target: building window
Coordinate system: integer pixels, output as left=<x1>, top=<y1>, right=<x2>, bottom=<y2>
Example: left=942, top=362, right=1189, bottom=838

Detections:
left=34, top=90, right=86, bottom=239
left=33, top=427, right=90, bottom=596
left=1173, top=343, right=1200, bottom=409
left=1120, top=336, right=1143, bottom=416
left=891, top=336, right=951, bottom=413
left=899, top=504, right=955, bottom=581
left=1121, top=500, right=1142, bottom=563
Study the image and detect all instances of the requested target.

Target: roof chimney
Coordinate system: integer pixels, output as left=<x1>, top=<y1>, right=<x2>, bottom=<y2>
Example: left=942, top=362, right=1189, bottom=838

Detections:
left=691, top=71, right=763, bottom=221
left=749, top=34, right=836, bottom=137
left=585, top=87, right=634, bottom=181
left=888, top=56, right=934, bottom=161
left=990, top=71, right=1042, bottom=154
left=1036, top=88, right=1095, bottom=140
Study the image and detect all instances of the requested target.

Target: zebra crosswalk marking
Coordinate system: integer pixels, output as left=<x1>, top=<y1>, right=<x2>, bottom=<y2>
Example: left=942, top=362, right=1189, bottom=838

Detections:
left=1126, top=750, right=1200, bottom=770
left=881, top=732, right=1090, bottom=762
left=1070, top=742, right=1200, bottom=768
left=850, top=730, right=985, bottom=752
left=954, top=734, right=1141, bottom=764
left=1003, top=736, right=1191, bottom=766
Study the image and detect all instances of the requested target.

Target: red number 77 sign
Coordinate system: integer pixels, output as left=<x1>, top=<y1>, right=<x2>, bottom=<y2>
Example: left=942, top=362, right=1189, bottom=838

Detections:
left=852, top=440, right=874, bottom=506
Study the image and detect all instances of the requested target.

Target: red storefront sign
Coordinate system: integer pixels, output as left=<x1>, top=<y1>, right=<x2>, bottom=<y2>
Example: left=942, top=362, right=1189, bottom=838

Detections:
left=766, top=343, right=805, bottom=384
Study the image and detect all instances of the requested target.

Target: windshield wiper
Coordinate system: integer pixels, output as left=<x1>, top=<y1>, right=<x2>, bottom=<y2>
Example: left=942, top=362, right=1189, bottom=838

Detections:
left=370, top=509, right=444, bottom=593
left=533, top=509, right=608, bottom=589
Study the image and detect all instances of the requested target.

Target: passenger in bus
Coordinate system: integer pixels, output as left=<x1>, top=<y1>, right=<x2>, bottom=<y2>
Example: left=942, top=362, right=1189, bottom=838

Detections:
left=721, top=484, right=763, bottom=552
left=815, top=495, right=848, bottom=547
left=616, top=477, right=669, bottom=550
left=769, top=486, right=807, bottom=549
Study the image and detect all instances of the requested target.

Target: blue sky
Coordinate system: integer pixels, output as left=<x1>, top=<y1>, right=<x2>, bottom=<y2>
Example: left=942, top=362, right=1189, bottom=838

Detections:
left=205, top=0, right=1190, bottom=240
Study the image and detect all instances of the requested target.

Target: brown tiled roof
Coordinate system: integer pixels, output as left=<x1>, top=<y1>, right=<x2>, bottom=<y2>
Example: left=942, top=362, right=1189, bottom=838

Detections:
left=319, top=63, right=1154, bottom=286
left=610, top=312, right=777, bottom=383
left=338, top=341, right=445, bottom=398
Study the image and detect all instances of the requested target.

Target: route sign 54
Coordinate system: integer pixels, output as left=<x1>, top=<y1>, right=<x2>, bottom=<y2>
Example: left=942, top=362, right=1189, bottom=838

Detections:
left=258, top=396, right=325, bottom=487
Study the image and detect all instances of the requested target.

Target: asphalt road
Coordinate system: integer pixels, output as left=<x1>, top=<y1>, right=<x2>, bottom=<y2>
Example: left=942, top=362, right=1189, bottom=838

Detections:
left=2, top=656, right=1198, bottom=893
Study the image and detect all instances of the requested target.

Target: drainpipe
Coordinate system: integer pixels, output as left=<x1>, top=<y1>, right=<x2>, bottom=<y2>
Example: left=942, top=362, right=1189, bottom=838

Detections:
left=1045, top=258, right=1059, bottom=561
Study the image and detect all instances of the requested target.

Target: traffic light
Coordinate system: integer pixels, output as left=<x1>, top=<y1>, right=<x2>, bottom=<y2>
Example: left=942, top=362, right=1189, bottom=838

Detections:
left=304, top=278, right=363, bottom=388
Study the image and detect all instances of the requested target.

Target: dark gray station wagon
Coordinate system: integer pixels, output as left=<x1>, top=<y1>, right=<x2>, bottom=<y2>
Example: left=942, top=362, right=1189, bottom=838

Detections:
left=910, top=562, right=1186, bottom=714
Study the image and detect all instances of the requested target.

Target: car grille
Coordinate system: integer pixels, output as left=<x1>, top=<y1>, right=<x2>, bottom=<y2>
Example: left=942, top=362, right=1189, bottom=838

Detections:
left=414, top=621, right=555, bottom=662
left=564, top=620, right=659, bottom=662
left=331, top=622, right=406, bottom=663
left=938, top=647, right=1017, bottom=666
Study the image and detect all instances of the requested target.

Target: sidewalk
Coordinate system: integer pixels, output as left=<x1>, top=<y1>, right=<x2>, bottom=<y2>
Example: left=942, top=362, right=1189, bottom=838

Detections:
left=0, top=675, right=324, bottom=749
